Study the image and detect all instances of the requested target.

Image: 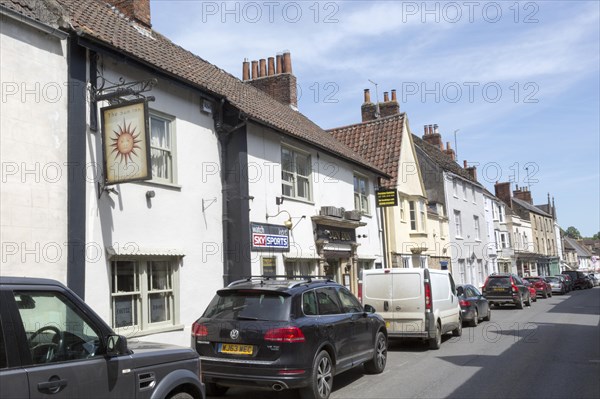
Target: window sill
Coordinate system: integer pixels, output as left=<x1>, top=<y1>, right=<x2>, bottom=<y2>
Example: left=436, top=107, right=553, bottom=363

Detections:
left=409, top=232, right=427, bottom=238
left=115, top=323, right=185, bottom=338
left=282, top=195, right=315, bottom=206
left=455, top=236, right=464, bottom=240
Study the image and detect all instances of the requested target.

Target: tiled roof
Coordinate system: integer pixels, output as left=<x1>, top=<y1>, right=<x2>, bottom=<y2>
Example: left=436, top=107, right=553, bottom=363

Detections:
left=412, top=134, right=483, bottom=187
left=42, top=0, right=385, bottom=176
left=327, top=114, right=405, bottom=187
left=0, top=0, right=65, bottom=26
left=512, top=197, right=552, bottom=217
left=564, top=237, right=593, bottom=257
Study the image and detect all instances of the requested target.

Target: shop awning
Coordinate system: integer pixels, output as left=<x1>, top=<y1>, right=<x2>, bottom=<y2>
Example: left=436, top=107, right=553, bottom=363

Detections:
left=106, top=246, right=185, bottom=257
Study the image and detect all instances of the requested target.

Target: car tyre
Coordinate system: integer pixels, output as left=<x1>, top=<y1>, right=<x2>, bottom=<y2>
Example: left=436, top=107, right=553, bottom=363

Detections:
left=364, top=331, right=387, bottom=374
left=483, top=306, right=491, bottom=322
left=516, top=296, right=524, bottom=309
left=167, top=393, right=194, bottom=399
left=205, top=383, right=229, bottom=397
left=300, top=350, right=334, bottom=399
left=532, top=294, right=537, bottom=302
left=429, top=322, right=442, bottom=349
left=525, top=294, right=532, bottom=307
left=469, top=310, right=478, bottom=327
left=548, top=291, right=553, bottom=297
left=452, top=316, right=462, bottom=337
left=543, top=291, right=548, bottom=299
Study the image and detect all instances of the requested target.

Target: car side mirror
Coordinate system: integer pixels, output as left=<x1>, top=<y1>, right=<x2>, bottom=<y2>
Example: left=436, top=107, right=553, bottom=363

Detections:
left=106, top=334, right=131, bottom=357
left=364, top=304, right=376, bottom=314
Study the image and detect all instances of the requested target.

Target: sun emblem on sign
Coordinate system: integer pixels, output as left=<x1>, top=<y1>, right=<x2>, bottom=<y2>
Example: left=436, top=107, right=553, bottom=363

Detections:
left=110, top=119, right=141, bottom=164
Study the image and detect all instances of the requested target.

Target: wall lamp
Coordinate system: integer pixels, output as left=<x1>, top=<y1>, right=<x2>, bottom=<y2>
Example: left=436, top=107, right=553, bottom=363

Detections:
left=266, top=210, right=293, bottom=229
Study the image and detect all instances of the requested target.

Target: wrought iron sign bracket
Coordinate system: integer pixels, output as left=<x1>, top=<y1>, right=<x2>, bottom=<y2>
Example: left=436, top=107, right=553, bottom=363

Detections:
left=91, top=76, right=158, bottom=105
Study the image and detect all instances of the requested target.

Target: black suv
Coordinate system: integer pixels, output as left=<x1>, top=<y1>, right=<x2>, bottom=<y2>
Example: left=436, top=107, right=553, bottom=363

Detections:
left=482, top=273, right=531, bottom=309
left=0, top=277, right=204, bottom=399
left=561, top=270, right=592, bottom=290
left=192, top=276, right=387, bottom=399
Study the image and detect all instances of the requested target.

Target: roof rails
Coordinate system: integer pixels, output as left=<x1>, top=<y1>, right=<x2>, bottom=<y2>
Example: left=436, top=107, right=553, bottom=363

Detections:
left=226, top=275, right=335, bottom=288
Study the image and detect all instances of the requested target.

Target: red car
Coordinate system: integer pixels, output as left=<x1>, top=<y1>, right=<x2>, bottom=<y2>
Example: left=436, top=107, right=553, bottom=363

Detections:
left=522, top=280, right=538, bottom=302
left=524, top=276, right=553, bottom=298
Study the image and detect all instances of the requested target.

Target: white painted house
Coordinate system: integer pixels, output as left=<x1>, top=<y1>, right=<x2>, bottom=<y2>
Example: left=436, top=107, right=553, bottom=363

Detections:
left=1, top=2, right=69, bottom=282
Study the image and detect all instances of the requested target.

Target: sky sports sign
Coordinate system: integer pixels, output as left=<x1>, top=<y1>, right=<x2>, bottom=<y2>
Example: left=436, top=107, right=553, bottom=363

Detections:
left=251, top=222, right=290, bottom=252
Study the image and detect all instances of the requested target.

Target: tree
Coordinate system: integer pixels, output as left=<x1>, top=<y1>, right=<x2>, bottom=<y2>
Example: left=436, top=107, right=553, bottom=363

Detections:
left=592, top=232, right=600, bottom=240
left=565, top=226, right=582, bottom=239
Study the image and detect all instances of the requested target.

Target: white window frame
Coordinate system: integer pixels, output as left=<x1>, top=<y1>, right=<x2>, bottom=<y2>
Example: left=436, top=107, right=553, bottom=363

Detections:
left=285, top=260, right=316, bottom=277
left=454, top=210, right=462, bottom=238
left=399, top=198, right=406, bottom=221
left=111, top=258, right=180, bottom=336
left=419, top=201, right=426, bottom=231
left=474, top=215, right=480, bottom=240
left=353, top=174, right=370, bottom=215
left=149, top=112, right=177, bottom=185
left=409, top=201, right=417, bottom=231
left=462, top=182, right=467, bottom=200
left=281, top=146, right=312, bottom=201
left=458, top=259, right=466, bottom=283
left=471, top=186, right=476, bottom=203
left=453, top=179, right=458, bottom=197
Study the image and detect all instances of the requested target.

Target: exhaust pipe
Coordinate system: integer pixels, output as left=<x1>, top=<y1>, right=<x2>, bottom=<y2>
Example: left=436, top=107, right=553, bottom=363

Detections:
left=272, top=384, right=284, bottom=391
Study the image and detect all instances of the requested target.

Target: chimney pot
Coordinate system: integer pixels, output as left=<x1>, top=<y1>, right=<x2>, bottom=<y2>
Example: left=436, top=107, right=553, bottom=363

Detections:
left=259, top=59, right=267, bottom=78
left=463, top=160, right=468, bottom=168
left=267, top=57, right=275, bottom=76
left=434, top=124, right=439, bottom=134
left=242, top=59, right=250, bottom=81
left=251, top=60, right=259, bottom=79
left=364, top=89, right=371, bottom=103
left=391, top=89, right=397, bottom=101
left=383, top=92, right=389, bottom=102
left=276, top=53, right=283, bottom=74
left=424, top=125, right=428, bottom=135
left=282, top=51, right=292, bottom=74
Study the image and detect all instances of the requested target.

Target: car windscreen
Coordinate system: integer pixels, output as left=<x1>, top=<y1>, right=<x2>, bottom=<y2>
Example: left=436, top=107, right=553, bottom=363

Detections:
left=202, top=290, right=291, bottom=321
left=546, top=277, right=559, bottom=283
left=487, top=277, right=511, bottom=287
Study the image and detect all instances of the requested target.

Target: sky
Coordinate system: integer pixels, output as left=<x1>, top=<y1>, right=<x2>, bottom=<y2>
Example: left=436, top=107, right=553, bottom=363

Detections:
left=151, top=0, right=600, bottom=237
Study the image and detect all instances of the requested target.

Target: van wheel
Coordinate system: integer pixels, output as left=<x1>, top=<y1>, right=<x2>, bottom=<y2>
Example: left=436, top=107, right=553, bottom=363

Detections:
left=429, top=322, right=442, bottom=349
left=452, top=317, right=462, bottom=336
left=205, top=383, right=228, bottom=397
left=469, top=310, right=478, bottom=327
left=300, top=350, right=333, bottom=399
left=364, top=332, right=387, bottom=374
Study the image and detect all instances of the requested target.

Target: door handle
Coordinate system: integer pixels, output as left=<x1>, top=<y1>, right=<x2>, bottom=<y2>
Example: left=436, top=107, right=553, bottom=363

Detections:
left=38, top=378, right=68, bottom=394
left=384, top=301, right=389, bottom=311
left=395, top=306, right=401, bottom=311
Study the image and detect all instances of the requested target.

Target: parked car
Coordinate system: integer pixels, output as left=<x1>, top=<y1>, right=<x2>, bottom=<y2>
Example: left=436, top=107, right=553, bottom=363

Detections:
left=456, top=284, right=491, bottom=327
left=588, top=273, right=599, bottom=287
left=192, top=276, right=387, bottom=399
left=556, top=274, right=573, bottom=292
left=0, top=277, right=205, bottom=399
left=482, top=273, right=531, bottom=309
left=524, top=276, right=553, bottom=298
left=523, top=279, right=538, bottom=303
left=545, top=276, right=566, bottom=294
left=562, top=271, right=592, bottom=290
left=362, top=268, right=462, bottom=350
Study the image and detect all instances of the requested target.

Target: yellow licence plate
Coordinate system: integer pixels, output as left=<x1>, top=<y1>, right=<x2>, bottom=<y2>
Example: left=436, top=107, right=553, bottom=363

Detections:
left=493, top=287, right=505, bottom=291
left=385, top=321, right=391, bottom=329
left=220, top=343, right=253, bottom=355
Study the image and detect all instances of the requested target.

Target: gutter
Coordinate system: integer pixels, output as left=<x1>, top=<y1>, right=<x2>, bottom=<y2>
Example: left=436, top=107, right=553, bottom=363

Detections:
left=0, top=5, right=68, bottom=40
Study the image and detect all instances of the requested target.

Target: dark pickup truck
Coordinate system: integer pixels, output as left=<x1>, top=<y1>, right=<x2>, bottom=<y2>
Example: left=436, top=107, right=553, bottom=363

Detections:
left=0, top=277, right=205, bottom=399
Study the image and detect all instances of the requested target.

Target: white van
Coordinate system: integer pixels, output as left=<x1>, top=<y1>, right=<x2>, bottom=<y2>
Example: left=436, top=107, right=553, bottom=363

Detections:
left=362, top=268, right=462, bottom=349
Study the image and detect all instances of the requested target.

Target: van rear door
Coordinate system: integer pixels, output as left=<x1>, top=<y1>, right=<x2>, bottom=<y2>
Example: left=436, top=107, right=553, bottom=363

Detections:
left=391, top=271, right=424, bottom=335
left=362, top=271, right=394, bottom=330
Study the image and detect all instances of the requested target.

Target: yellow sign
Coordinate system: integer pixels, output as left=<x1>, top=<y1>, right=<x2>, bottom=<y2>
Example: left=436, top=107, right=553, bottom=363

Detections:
left=102, top=100, right=151, bottom=184
left=376, top=189, right=398, bottom=207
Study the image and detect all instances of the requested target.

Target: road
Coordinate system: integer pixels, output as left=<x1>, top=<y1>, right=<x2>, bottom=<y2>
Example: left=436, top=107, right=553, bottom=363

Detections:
left=210, top=287, right=600, bottom=399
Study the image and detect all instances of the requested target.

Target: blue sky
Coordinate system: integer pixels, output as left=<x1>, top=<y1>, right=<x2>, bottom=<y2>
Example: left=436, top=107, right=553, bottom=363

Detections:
left=151, top=0, right=600, bottom=237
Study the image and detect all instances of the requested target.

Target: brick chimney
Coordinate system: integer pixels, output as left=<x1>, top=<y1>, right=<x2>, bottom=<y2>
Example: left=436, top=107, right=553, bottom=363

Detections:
left=361, top=89, right=378, bottom=122
left=107, top=0, right=151, bottom=28
left=243, top=50, right=297, bottom=108
left=513, top=186, right=533, bottom=204
left=379, top=89, right=400, bottom=118
left=463, top=160, right=477, bottom=181
left=495, top=181, right=511, bottom=206
left=422, top=123, right=443, bottom=150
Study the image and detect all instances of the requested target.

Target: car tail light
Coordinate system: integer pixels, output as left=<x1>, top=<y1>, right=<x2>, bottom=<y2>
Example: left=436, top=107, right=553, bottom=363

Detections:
left=277, top=369, right=306, bottom=375
left=264, top=327, right=305, bottom=343
left=424, top=281, right=432, bottom=310
left=191, top=322, right=208, bottom=337
left=459, top=300, right=471, bottom=307
left=511, top=284, right=518, bottom=293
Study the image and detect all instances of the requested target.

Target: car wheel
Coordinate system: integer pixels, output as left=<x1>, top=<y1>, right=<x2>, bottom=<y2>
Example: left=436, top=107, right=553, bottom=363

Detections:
left=543, top=291, right=548, bottom=299
left=429, top=322, right=442, bottom=349
left=483, top=306, right=491, bottom=322
left=452, top=316, right=463, bottom=337
left=516, top=296, right=524, bottom=309
left=364, top=331, right=387, bottom=374
left=205, top=383, right=229, bottom=397
left=533, top=294, right=537, bottom=302
left=300, top=350, right=333, bottom=399
left=469, top=309, right=478, bottom=327
left=526, top=294, right=532, bottom=307
left=168, top=393, right=194, bottom=399
left=549, top=291, right=553, bottom=297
